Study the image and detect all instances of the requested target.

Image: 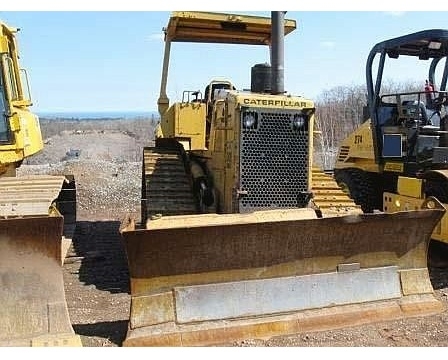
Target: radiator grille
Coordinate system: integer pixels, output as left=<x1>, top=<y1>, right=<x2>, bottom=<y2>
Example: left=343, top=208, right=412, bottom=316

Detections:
left=239, top=108, right=309, bottom=212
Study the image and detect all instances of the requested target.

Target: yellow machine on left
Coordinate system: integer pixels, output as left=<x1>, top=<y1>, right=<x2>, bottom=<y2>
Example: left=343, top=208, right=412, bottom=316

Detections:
left=0, top=21, right=81, bottom=346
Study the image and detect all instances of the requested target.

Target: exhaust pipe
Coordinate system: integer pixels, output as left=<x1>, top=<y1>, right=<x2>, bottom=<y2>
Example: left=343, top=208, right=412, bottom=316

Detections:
left=271, top=11, right=285, bottom=95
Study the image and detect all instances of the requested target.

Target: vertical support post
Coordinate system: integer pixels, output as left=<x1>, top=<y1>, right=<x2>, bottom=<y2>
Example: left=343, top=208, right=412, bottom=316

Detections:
left=271, top=11, right=285, bottom=95
left=158, top=36, right=171, bottom=117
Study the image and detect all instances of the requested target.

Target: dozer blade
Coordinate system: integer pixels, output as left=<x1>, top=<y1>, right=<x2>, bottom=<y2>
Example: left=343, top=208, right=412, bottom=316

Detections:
left=0, top=175, right=77, bottom=264
left=120, top=200, right=446, bottom=346
left=0, top=175, right=80, bottom=346
left=0, top=216, right=81, bottom=346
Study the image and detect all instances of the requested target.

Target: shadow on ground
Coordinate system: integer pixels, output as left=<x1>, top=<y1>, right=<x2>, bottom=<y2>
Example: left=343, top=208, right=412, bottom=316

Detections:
left=70, top=220, right=130, bottom=294
left=73, top=321, right=128, bottom=346
left=429, top=240, right=448, bottom=290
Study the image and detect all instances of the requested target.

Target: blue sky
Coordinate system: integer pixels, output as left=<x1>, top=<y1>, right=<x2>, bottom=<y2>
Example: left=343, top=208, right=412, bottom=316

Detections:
left=2, top=4, right=448, bottom=112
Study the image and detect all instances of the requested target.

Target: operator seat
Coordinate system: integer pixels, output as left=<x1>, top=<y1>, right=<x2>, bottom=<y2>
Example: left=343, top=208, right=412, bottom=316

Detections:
left=204, top=82, right=235, bottom=104
left=204, top=81, right=236, bottom=121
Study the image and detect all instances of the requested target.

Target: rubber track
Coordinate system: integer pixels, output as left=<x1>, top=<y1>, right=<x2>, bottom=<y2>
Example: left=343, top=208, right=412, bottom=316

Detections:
left=142, top=147, right=197, bottom=220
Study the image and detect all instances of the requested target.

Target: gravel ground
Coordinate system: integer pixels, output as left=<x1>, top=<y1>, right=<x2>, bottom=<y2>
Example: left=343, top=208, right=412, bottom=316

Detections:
left=16, top=119, right=448, bottom=347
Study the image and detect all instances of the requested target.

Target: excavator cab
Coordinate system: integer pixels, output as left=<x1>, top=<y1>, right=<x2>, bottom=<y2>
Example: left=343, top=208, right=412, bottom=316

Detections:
left=0, top=22, right=43, bottom=173
left=0, top=71, right=8, bottom=141
left=0, top=57, right=25, bottom=143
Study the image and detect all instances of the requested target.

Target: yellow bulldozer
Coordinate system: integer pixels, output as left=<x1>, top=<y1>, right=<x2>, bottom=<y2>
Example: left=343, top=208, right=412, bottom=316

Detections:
left=334, top=29, right=448, bottom=257
left=0, top=21, right=80, bottom=346
left=120, top=12, right=446, bottom=346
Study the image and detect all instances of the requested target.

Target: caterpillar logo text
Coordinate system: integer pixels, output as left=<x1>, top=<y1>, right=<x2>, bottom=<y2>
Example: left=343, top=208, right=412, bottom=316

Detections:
left=243, top=98, right=308, bottom=107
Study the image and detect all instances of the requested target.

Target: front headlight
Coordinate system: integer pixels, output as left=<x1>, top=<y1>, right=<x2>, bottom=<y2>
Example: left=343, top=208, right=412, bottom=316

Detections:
left=291, top=114, right=306, bottom=131
left=243, top=111, right=258, bottom=129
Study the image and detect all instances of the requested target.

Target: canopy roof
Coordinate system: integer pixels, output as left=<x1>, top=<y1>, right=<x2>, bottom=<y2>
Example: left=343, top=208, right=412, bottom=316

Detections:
left=164, top=11, right=296, bottom=45
left=370, top=29, right=448, bottom=59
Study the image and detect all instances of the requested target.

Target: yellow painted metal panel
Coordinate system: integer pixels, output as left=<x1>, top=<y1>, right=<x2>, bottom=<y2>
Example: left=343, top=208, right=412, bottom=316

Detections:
left=31, top=334, right=82, bottom=347
left=334, top=120, right=376, bottom=171
left=400, top=268, right=433, bottom=295
left=166, top=11, right=296, bottom=44
left=174, top=102, right=206, bottom=150
left=383, top=192, right=424, bottom=212
left=384, top=162, right=404, bottom=173
left=0, top=36, right=7, bottom=53
left=429, top=201, right=448, bottom=244
left=397, top=176, right=423, bottom=198
left=235, top=92, right=314, bottom=109
left=383, top=192, right=448, bottom=243
left=130, top=292, right=175, bottom=328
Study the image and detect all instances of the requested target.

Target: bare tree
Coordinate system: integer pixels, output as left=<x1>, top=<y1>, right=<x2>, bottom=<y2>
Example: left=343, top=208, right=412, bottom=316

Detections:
left=314, top=84, right=367, bottom=169
left=314, top=80, right=421, bottom=169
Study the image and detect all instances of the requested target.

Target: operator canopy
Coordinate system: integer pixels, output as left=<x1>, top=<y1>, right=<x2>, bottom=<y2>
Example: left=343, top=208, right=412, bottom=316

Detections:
left=371, top=29, right=448, bottom=59
left=163, top=11, right=296, bottom=45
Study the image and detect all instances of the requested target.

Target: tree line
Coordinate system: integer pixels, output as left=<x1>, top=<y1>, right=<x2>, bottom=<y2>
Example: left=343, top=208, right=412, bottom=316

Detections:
left=314, top=79, right=423, bottom=169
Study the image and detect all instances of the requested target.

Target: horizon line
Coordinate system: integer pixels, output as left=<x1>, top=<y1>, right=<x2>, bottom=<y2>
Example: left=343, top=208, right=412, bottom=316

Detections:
left=36, top=110, right=158, bottom=113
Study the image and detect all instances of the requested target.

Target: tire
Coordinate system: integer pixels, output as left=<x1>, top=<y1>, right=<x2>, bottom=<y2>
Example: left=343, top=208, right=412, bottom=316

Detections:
left=425, top=178, right=448, bottom=203
left=334, top=168, right=378, bottom=213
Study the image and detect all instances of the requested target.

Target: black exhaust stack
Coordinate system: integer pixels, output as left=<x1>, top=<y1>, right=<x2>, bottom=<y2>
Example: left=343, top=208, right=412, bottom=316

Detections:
left=251, top=63, right=271, bottom=93
left=250, top=11, right=285, bottom=94
left=270, top=11, right=285, bottom=95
